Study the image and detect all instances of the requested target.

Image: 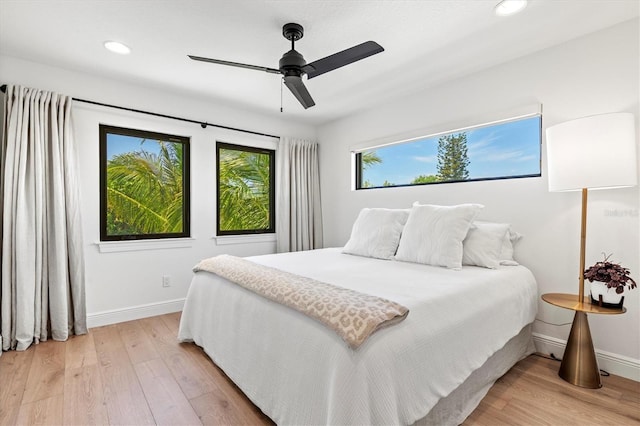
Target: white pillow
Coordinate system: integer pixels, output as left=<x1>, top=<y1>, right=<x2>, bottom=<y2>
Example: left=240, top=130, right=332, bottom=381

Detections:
left=462, top=222, right=510, bottom=269
left=499, top=226, right=522, bottom=266
left=395, top=203, right=483, bottom=270
left=342, top=208, right=410, bottom=260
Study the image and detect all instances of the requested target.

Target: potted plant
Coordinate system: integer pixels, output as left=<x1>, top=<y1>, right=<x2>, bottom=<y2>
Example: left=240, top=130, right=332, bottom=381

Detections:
left=584, top=254, right=636, bottom=309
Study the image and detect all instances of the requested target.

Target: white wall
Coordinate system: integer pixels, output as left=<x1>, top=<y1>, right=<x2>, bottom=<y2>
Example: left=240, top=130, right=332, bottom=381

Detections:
left=317, top=19, right=640, bottom=376
left=0, top=55, right=316, bottom=325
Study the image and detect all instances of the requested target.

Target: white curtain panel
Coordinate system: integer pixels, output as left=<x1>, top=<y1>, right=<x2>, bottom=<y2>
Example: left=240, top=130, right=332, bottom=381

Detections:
left=276, top=137, right=323, bottom=253
left=0, top=85, right=87, bottom=354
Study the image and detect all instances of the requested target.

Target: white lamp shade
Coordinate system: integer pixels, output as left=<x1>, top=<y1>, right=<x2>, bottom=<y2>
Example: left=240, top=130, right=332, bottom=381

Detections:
left=546, top=113, right=637, bottom=192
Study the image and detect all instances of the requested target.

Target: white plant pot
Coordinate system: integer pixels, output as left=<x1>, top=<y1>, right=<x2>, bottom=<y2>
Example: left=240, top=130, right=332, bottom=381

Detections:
left=590, top=281, right=624, bottom=306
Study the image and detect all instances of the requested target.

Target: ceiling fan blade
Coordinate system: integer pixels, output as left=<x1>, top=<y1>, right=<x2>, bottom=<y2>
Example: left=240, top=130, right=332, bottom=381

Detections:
left=188, top=55, right=281, bottom=74
left=302, top=41, right=384, bottom=79
left=283, top=75, right=315, bottom=109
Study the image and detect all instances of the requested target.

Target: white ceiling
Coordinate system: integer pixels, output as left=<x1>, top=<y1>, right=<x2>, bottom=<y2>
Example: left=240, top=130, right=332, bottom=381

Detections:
left=1, top=0, right=638, bottom=126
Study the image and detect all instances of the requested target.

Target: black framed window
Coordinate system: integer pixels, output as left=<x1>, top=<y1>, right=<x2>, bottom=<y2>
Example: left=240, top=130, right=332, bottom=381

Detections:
left=355, top=115, right=542, bottom=189
left=216, top=142, right=275, bottom=235
left=99, top=125, right=190, bottom=241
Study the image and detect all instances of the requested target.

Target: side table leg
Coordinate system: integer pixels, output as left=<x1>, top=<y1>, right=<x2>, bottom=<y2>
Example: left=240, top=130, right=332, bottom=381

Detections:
left=558, top=311, right=602, bottom=388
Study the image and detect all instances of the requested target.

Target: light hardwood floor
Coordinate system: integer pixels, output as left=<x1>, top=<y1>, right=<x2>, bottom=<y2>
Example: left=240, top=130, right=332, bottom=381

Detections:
left=1, top=312, right=638, bottom=425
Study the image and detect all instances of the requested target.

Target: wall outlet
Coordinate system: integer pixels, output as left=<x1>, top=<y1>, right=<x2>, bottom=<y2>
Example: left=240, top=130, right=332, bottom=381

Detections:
left=162, top=275, right=171, bottom=287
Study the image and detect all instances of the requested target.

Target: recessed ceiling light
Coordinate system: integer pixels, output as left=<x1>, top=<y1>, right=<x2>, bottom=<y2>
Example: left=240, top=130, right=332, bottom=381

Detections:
left=104, top=41, right=131, bottom=55
left=494, top=0, right=528, bottom=16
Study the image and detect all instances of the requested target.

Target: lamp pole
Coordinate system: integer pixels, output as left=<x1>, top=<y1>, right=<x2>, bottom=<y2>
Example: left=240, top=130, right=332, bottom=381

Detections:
left=578, top=188, right=588, bottom=302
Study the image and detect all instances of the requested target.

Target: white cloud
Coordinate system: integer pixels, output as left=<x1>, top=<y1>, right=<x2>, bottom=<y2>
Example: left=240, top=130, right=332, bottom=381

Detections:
left=412, top=155, right=437, bottom=163
left=468, top=132, right=500, bottom=152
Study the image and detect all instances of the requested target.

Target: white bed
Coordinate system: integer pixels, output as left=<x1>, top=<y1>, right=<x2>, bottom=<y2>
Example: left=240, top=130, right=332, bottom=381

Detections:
left=178, top=247, right=538, bottom=425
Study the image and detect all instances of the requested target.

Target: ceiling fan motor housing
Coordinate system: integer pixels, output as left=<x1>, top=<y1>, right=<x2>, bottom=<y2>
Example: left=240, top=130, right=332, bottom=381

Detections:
left=279, top=49, right=307, bottom=77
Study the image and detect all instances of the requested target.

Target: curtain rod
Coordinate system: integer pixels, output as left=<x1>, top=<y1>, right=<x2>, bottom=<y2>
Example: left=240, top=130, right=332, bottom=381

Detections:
left=0, top=84, right=279, bottom=139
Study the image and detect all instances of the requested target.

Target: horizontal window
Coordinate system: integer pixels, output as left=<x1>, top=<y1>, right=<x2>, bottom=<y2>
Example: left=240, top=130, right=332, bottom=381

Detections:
left=99, top=125, right=190, bottom=241
left=217, top=142, right=275, bottom=236
left=355, top=115, right=541, bottom=189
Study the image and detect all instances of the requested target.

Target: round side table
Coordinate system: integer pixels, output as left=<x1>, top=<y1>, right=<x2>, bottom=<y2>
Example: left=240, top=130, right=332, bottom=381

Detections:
left=541, top=293, right=626, bottom=389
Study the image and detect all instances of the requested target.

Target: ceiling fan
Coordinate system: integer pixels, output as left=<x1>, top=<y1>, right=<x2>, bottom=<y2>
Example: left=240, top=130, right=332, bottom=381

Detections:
left=188, top=23, right=384, bottom=109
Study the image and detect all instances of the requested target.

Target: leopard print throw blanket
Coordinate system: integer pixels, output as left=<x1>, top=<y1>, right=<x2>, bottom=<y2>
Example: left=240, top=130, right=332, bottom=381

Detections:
left=194, top=255, right=409, bottom=349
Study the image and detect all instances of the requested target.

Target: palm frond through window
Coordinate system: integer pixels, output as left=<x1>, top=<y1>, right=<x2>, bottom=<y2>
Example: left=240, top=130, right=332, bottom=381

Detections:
left=100, top=125, right=190, bottom=241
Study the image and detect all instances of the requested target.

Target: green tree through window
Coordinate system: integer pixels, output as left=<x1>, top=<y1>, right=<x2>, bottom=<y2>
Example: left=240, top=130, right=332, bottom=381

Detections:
left=361, top=151, right=382, bottom=170
left=100, top=125, right=190, bottom=241
left=411, top=174, right=439, bottom=184
left=217, top=142, right=275, bottom=235
left=436, top=133, right=470, bottom=181
left=359, top=150, right=382, bottom=188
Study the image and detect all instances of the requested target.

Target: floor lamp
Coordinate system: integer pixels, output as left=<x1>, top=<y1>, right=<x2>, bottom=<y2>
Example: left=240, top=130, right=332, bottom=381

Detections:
left=545, top=112, right=637, bottom=387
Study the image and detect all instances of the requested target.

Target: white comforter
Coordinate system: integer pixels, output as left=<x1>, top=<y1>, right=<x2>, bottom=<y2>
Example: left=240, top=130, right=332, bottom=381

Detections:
left=178, top=248, right=538, bottom=425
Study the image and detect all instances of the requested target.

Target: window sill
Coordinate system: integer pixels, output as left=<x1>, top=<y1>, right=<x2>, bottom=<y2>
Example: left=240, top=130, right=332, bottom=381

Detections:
left=96, top=238, right=195, bottom=253
left=214, top=234, right=276, bottom=245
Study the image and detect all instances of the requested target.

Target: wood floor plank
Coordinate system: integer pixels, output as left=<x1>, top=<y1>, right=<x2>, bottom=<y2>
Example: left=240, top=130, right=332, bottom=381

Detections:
left=134, top=357, right=202, bottom=426
left=139, top=315, right=219, bottom=400
left=607, top=372, right=640, bottom=394
left=160, top=311, right=182, bottom=331
left=0, top=348, right=34, bottom=425
left=63, top=364, right=109, bottom=425
left=15, top=394, right=64, bottom=425
left=137, top=316, right=178, bottom=353
left=464, top=406, right=517, bottom=426
left=190, top=391, right=267, bottom=426
left=180, top=343, right=274, bottom=424
left=158, top=312, right=272, bottom=424
left=473, top=389, right=509, bottom=411
left=21, top=341, right=66, bottom=404
left=117, top=319, right=160, bottom=365
left=140, top=314, right=272, bottom=424
left=92, top=325, right=156, bottom=425
left=65, top=332, right=98, bottom=370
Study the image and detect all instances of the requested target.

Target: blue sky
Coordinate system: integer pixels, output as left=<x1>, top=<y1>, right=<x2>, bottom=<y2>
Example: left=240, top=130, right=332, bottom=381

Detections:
left=361, top=116, right=541, bottom=186
left=106, top=134, right=162, bottom=160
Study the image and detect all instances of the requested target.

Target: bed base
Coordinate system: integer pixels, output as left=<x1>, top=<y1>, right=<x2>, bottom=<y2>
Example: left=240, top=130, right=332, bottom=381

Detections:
left=414, top=324, right=534, bottom=425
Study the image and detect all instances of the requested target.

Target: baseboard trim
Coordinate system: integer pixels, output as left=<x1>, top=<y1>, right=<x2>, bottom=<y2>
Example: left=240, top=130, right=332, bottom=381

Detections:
left=532, top=332, right=640, bottom=382
left=87, top=298, right=185, bottom=329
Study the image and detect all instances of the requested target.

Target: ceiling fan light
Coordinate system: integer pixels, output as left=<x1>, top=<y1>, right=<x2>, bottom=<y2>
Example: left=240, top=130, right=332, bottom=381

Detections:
left=104, top=41, right=131, bottom=55
left=494, top=0, right=528, bottom=16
